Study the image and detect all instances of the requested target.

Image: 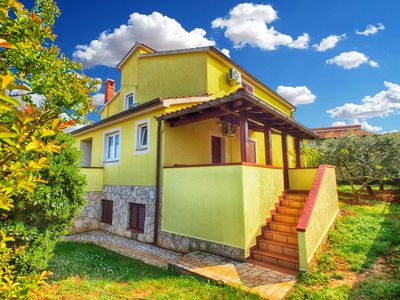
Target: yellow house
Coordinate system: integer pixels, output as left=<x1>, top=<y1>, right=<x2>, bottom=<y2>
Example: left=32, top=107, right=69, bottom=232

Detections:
left=72, top=43, right=339, bottom=274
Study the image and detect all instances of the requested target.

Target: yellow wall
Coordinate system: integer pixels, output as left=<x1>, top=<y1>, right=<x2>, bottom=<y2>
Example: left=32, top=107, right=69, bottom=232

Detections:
left=138, top=53, right=207, bottom=103
left=164, top=118, right=295, bottom=168
left=297, top=166, right=339, bottom=270
left=162, top=165, right=245, bottom=248
left=81, top=168, right=104, bottom=192
left=206, top=54, right=293, bottom=116
left=162, top=164, right=284, bottom=254
left=242, top=166, right=284, bottom=256
left=288, top=168, right=318, bottom=190
left=75, top=110, right=159, bottom=186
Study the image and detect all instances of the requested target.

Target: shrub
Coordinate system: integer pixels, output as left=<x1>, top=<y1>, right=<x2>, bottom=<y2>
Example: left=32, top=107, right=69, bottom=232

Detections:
left=7, top=132, right=86, bottom=273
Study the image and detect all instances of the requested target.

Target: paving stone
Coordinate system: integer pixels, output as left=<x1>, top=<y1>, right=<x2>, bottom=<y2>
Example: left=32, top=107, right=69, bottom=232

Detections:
left=64, top=230, right=296, bottom=299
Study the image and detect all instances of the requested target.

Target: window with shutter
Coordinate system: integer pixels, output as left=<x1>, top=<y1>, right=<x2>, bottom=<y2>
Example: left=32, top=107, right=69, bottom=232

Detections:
left=129, top=203, right=145, bottom=232
left=101, top=200, right=113, bottom=224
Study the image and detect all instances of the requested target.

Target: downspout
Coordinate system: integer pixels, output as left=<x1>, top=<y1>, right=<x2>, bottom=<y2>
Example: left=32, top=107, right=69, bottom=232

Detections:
left=153, top=118, right=162, bottom=245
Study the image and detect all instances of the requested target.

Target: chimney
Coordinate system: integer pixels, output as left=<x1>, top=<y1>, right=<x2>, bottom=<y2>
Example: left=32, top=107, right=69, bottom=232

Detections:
left=104, top=79, right=115, bottom=104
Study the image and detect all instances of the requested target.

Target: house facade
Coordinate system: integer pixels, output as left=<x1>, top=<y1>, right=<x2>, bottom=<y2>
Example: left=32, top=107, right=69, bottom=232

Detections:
left=72, top=43, right=339, bottom=273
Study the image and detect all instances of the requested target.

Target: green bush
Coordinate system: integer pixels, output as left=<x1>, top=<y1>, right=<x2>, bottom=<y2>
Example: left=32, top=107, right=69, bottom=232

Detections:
left=6, top=132, right=86, bottom=273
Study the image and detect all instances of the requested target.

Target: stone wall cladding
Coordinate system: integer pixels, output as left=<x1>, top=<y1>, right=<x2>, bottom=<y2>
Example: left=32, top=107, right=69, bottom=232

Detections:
left=158, top=231, right=245, bottom=261
left=70, top=192, right=101, bottom=234
left=70, top=185, right=156, bottom=243
left=99, top=185, right=156, bottom=243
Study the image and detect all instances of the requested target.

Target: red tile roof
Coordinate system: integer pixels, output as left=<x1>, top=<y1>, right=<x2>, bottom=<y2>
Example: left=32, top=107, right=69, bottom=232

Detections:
left=312, top=125, right=373, bottom=138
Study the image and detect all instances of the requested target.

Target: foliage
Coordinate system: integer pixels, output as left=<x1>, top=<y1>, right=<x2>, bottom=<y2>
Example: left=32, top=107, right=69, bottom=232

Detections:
left=35, top=242, right=262, bottom=299
left=288, top=199, right=400, bottom=300
left=319, top=134, right=400, bottom=199
left=7, top=132, right=86, bottom=273
left=0, top=0, right=96, bottom=297
left=289, top=140, right=320, bottom=167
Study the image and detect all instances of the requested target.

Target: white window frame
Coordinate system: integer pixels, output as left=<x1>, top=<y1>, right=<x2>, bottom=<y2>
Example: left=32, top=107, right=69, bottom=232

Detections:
left=134, top=119, right=150, bottom=154
left=241, top=80, right=254, bottom=94
left=124, top=91, right=135, bottom=110
left=103, top=127, right=121, bottom=165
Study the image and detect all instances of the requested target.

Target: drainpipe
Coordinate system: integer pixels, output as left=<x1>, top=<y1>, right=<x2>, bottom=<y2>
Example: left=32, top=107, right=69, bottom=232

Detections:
left=153, top=118, right=162, bottom=245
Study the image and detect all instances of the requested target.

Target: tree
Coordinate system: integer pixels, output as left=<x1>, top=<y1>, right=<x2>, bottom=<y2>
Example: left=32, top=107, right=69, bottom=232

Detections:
left=0, top=0, right=97, bottom=297
left=319, top=133, right=399, bottom=200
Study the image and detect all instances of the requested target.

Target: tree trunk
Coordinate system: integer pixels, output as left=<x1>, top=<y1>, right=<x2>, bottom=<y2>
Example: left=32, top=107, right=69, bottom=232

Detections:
left=379, top=182, right=384, bottom=191
left=366, top=185, right=375, bottom=196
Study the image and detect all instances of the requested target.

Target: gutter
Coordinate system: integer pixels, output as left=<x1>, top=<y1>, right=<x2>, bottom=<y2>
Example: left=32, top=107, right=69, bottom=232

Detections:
left=153, top=118, right=162, bottom=245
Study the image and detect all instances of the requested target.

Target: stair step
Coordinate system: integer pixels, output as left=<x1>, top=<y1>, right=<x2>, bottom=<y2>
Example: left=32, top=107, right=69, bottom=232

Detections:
left=248, top=258, right=299, bottom=275
left=268, top=221, right=297, bottom=234
left=251, top=249, right=299, bottom=270
left=283, top=194, right=308, bottom=201
left=285, top=190, right=309, bottom=194
left=263, top=229, right=298, bottom=245
left=258, top=239, right=299, bottom=257
left=276, top=206, right=303, bottom=216
left=272, top=213, right=300, bottom=224
left=280, top=200, right=306, bottom=208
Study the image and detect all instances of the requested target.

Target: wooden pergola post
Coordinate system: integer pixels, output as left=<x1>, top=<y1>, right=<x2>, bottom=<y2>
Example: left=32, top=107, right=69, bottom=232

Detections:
left=281, top=132, right=289, bottom=190
left=239, top=111, right=249, bottom=162
left=295, top=137, right=301, bottom=168
left=264, top=126, right=273, bottom=165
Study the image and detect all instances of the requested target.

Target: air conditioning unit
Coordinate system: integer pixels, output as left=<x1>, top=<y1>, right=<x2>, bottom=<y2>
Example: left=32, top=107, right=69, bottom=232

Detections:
left=222, top=122, right=237, bottom=137
left=227, top=68, right=242, bottom=86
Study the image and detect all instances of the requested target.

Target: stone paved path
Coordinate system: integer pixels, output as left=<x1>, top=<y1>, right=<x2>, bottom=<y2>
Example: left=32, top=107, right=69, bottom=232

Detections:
left=174, top=251, right=296, bottom=299
left=64, top=230, right=182, bottom=268
left=65, top=231, right=296, bottom=299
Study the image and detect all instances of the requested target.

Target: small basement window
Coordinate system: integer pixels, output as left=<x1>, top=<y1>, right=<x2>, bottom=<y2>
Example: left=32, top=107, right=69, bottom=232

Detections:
left=101, top=200, right=113, bottom=224
left=134, top=119, right=150, bottom=154
left=129, top=203, right=145, bottom=232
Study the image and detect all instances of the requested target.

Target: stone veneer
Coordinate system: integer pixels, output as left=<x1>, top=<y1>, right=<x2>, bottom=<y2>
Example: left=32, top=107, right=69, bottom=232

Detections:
left=70, top=185, right=156, bottom=243
left=71, top=184, right=245, bottom=261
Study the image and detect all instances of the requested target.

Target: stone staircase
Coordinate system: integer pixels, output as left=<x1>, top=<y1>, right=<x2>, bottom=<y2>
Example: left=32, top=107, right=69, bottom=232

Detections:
left=248, top=190, right=309, bottom=275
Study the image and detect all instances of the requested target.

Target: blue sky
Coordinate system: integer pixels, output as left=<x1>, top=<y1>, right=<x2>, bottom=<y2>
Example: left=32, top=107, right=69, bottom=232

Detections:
left=26, top=0, right=400, bottom=132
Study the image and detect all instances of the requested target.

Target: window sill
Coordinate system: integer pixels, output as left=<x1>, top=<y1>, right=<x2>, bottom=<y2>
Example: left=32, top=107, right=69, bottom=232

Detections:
left=127, top=227, right=144, bottom=234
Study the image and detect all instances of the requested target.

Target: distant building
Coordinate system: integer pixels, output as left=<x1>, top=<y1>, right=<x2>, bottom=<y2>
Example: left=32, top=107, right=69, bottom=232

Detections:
left=312, top=124, right=372, bottom=139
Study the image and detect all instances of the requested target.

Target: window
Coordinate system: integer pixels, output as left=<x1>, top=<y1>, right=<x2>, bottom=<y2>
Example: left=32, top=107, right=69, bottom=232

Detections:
left=129, top=203, right=145, bottom=232
left=134, top=119, right=150, bottom=154
left=101, top=200, right=113, bottom=224
left=242, top=81, right=254, bottom=94
left=104, top=130, right=120, bottom=162
left=125, top=92, right=135, bottom=110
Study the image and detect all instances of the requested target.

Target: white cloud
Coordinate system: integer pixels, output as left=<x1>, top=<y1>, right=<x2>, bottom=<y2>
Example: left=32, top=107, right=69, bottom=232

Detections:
left=356, top=23, right=385, bottom=36
left=73, top=12, right=215, bottom=68
left=326, top=51, right=378, bottom=69
left=276, top=85, right=316, bottom=105
left=331, top=121, right=347, bottom=127
left=358, top=120, right=382, bottom=132
left=92, top=93, right=105, bottom=106
left=368, top=60, right=379, bottom=68
left=327, top=81, right=400, bottom=120
left=212, top=3, right=309, bottom=51
left=220, top=48, right=230, bottom=57
left=312, top=34, right=346, bottom=52
left=8, top=89, right=45, bottom=106
left=331, top=120, right=382, bottom=132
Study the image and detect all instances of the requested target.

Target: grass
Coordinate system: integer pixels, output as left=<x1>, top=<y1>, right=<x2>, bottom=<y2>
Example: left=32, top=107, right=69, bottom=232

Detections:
left=34, top=242, right=261, bottom=300
left=337, top=184, right=400, bottom=193
left=288, top=187, right=400, bottom=300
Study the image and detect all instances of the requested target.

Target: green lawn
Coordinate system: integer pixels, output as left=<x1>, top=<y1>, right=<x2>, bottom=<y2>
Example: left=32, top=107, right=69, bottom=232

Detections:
left=288, top=191, right=400, bottom=300
left=35, top=242, right=261, bottom=300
